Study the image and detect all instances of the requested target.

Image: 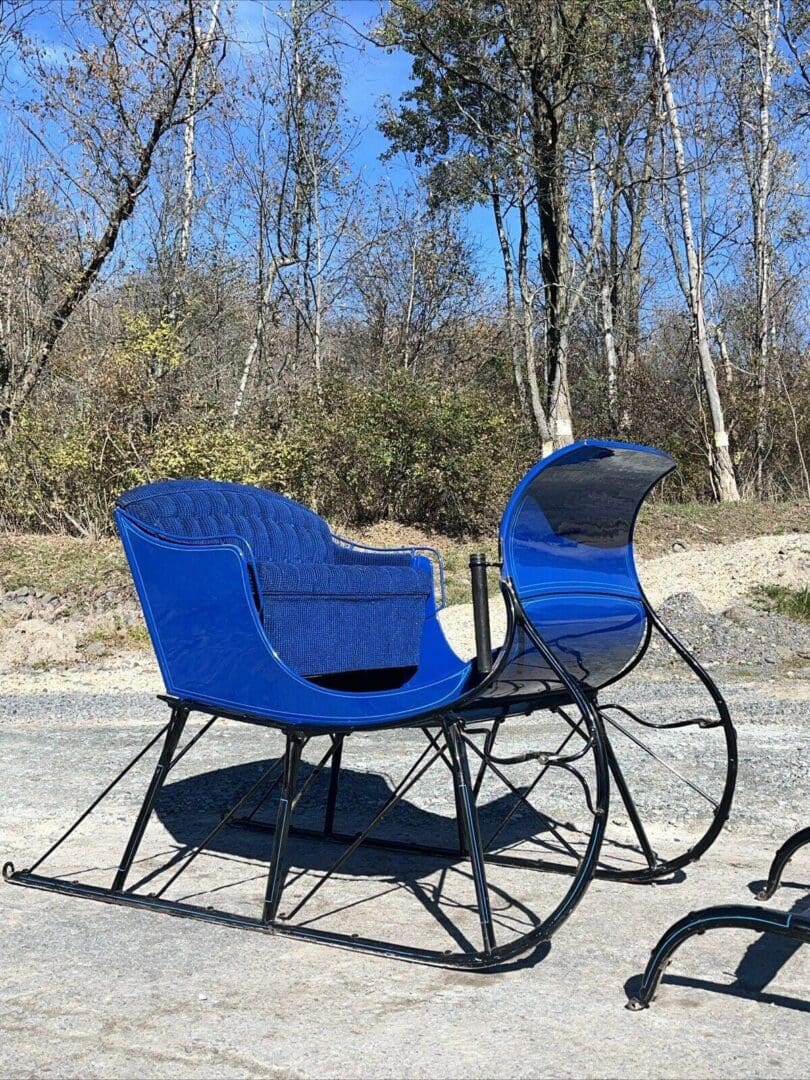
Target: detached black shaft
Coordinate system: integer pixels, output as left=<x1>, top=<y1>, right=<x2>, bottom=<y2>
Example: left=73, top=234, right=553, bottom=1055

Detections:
left=470, top=553, right=493, bottom=676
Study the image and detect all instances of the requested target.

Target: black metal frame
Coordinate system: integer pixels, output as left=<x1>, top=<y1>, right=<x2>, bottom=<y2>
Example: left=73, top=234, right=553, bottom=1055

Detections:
left=4, top=569, right=737, bottom=968
left=471, top=589, right=737, bottom=885
left=627, top=825, right=810, bottom=1009
left=757, top=826, right=810, bottom=902
left=3, top=697, right=610, bottom=968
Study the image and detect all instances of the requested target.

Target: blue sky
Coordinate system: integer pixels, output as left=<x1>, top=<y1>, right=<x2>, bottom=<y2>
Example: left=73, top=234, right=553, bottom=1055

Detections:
left=0, top=0, right=513, bottom=284
left=231, top=0, right=502, bottom=273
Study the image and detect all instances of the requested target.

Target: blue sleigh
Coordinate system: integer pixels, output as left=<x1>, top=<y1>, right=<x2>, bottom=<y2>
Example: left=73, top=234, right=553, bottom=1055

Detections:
left=5, top=440, right=737, bottom=967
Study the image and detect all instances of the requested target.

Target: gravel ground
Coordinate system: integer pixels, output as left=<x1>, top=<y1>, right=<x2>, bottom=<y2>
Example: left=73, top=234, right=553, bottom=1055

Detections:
left=1, top=664, right=809, bottom=1078
left=1, top=534, right=808, bottom=1077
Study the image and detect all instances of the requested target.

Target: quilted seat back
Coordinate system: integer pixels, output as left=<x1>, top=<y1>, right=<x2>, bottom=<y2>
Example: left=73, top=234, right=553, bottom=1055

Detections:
left=116, top=479, right=333, bottom=565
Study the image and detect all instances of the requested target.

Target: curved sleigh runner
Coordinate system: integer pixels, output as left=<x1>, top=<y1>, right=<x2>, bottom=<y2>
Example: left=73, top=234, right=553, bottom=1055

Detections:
left=4, top=440, right=737, bottom=967
left=627, top=825, right=810, bottom=1009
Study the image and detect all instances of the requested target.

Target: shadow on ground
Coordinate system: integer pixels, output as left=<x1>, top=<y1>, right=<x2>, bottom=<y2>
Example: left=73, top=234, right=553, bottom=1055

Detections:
left=154, top=756, right=592, bottom=878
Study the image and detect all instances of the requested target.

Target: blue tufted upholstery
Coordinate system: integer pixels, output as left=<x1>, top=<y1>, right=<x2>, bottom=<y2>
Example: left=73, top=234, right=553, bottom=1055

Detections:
left=117, top=479, right=333, bottom=564
left=116, top=479, right=431, bottom=677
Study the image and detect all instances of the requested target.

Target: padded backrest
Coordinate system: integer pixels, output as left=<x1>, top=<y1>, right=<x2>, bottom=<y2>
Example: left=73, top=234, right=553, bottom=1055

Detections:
left=116, top=479, right=333, bottom=565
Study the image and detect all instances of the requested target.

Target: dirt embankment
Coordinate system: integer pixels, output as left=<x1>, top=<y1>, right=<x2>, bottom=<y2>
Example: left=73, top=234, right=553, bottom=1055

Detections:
left=638, top=533, right=809, bottom=611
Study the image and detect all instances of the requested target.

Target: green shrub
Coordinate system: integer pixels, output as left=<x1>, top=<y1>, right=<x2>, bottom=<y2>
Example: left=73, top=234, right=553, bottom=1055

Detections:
left=277, top=373, right=534, bottom=534
left=0, top=373, right=536, bottom=537
left=0, top=412, right=142, bottom=535
left=142, top=422, right=284, bottom=488
left=751, top=584, right=810, bottom=623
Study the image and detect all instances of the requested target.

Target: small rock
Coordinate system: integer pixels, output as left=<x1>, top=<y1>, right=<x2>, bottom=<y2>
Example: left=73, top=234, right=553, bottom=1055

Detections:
left=671, top=540, right=687, bottom=552
left=722, top=603, right=759, bottom=626
left=83, top=641, right=107, bottom=659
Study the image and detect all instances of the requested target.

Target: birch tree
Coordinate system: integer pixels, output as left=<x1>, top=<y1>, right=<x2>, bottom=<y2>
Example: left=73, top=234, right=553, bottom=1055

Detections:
left=645, top=0, right=740, bottom=500
left=178, top=0, right=223, bottom=272
left=724, top=1, right=780, bottom=493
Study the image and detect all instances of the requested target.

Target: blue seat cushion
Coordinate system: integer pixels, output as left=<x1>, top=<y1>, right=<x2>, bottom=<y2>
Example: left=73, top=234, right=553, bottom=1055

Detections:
left=257, top=562, right=432, bottom=676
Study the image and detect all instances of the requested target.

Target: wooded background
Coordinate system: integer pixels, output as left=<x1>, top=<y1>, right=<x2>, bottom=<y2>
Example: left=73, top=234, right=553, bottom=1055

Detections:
left=0, top=0, right=808, bottom=537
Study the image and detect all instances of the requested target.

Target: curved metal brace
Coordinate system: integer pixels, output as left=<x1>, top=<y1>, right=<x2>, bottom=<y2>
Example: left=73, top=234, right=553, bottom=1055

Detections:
left=627, top=904, right=810, bottom=1009
left=480, top=735, right=597, bottom=768
left=757, top=827, right=810, bottom=901
left=598, top=702, right=721, bottom=732
left=597, top=599, right=738, bottom=885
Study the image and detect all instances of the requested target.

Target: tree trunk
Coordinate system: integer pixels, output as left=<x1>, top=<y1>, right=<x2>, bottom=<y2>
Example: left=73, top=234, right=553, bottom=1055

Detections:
left=645, top=0, right=740, bottom=501
left=232, top=256, right=295, bottom=426
left=402, top=238, right=418, bottom=370
left=311, top=164, right=323, bottom=390
left=518, top=194, right=553, bottom=454
left=179, top=0, right=222, bottom=271
left=715, top=323, right=733, bottom=388
left=589, top=148, right=620, bottom=429
left=601, top=276, right=620, bottom=428
left=752, top=0, right=778, bottom=494
left=623, top=104, right=656, bottom=389
left=490, top=180, right=525, bottom=409
left=529, top=60, right=574, bottom=450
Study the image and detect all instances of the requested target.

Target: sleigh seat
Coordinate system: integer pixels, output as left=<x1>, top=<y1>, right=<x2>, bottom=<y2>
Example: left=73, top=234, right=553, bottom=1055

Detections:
left=115, top=479, right=433, bottom=681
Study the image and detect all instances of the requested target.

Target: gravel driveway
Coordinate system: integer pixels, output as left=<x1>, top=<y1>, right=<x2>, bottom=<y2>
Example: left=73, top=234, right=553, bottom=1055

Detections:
left=1, top=638, right=808, bottom=1078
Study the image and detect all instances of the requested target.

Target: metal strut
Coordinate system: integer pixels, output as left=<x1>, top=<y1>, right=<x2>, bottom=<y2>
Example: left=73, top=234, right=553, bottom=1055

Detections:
left=757, top=826, right=810, bottom=901
left=323, top=735, right=344, bottom=837
left=443, top=720, right=496, bottom=954
left=113, top=706, right=189, bottom=891
left=263, top=733, right=305, bottom=924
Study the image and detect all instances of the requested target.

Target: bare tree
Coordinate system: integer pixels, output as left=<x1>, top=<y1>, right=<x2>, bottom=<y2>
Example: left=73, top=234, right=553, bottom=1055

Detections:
left=178, top=0, right=223, bottom=270
left=725, top=1, right=780, bottom=493
left=229, top=0, right=361, bottom=420
left=0, top=0, right=218, bottom=430
left=645, top=0, right=740, bottom=501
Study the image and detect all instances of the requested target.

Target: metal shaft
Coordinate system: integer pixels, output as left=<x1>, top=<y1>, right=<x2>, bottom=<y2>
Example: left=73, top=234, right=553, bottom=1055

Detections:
left=444, top=720, right=496, bottom=954
left=262, top=733, right=305, bottom=924
left=470, top=553, right=493, bottom=676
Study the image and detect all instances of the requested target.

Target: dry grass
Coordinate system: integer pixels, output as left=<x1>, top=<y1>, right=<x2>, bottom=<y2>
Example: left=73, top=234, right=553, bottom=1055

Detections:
left=751, top=583, right=810, bottom=623
left=1, top=499, right=807, bottom=608
left=79, top=615, right=150, bottom=652
left=0, top=533, right=129, bottom=601
left=634, top=499, right=809, bottom=557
